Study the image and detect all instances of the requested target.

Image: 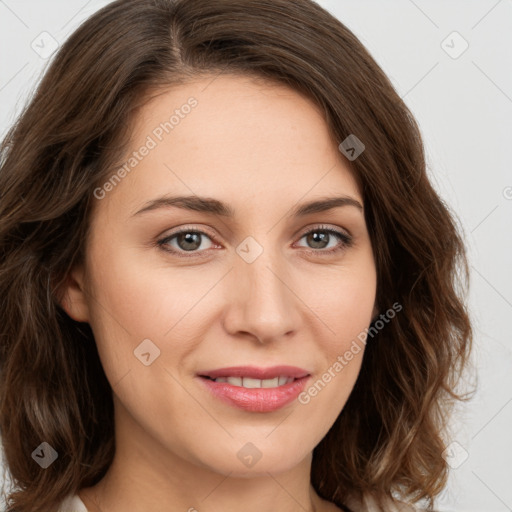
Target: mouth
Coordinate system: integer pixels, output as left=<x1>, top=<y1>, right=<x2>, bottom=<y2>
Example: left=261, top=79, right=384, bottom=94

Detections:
left=196, top=365, right=311, bottom=412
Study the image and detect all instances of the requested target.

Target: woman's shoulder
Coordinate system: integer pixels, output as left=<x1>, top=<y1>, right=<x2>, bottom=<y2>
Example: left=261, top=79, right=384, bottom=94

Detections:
left=57, top=494, right=88, bottom=512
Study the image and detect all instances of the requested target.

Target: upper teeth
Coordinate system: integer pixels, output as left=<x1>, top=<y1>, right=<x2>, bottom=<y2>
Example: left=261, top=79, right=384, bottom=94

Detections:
left=213, top=376, right=294, bottom=388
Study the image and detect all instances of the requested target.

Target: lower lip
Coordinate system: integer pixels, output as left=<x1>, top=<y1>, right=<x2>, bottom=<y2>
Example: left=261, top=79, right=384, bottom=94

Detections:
left=197, top=376, right=310, bottom=412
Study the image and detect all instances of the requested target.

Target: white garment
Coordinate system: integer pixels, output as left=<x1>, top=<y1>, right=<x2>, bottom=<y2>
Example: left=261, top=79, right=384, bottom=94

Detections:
left=57, top=494, right=88, bottom=512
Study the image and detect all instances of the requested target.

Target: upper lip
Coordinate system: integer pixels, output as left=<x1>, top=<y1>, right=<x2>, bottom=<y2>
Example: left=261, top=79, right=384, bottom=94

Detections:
left=198, top=365, right=311, bottom=380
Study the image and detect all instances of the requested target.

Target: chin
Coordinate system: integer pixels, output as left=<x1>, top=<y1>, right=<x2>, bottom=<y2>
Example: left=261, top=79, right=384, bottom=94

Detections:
left=193, top=440, right=310, bottom=478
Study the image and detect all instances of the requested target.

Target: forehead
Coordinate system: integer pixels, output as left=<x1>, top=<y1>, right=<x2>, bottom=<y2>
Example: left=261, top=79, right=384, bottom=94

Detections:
left=94, top=74, right=362, bottom=220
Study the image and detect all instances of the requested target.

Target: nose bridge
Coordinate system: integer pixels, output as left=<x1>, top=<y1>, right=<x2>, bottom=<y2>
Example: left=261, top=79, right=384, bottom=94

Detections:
left=223, top=237, right=300, bottom=341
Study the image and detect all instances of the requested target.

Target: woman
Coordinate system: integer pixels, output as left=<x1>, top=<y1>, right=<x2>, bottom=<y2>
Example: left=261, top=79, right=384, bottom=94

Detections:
left=0, top=1, right=472, bottom=511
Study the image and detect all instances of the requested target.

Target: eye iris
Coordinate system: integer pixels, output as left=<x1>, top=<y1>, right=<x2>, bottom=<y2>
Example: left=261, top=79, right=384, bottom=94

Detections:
left=307, top=231, right=329, bottom=249
left=177, top=232, right=202, bottom=251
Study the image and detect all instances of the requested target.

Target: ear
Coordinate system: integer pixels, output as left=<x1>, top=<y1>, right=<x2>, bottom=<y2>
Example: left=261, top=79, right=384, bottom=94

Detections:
left=58, top=264, right=90, bottom=323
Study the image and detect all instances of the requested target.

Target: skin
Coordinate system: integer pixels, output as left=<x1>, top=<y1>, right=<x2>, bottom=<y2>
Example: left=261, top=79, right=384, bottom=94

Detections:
left=61, top=74, right=378, bottom=512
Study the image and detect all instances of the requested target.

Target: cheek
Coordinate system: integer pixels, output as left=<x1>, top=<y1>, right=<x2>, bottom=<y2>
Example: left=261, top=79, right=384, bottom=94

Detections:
left=332, top=276, right=376, bottom=344
left=296, top=260, right=376, bottom=424
left=86, top=240, right=196, bottom=341
left=297, top=288, right=370, bottom=439
left=82, top=245, right=208, bottom=454
left=308, top=258, right=377, bottom=351
left=82, top=241, right=169, bottom=383
left=83, top=239, right=223, bottom=404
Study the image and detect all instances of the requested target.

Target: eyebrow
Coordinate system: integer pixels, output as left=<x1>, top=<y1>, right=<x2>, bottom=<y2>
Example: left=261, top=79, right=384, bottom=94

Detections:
left=132, top=194, right=363, bottom=218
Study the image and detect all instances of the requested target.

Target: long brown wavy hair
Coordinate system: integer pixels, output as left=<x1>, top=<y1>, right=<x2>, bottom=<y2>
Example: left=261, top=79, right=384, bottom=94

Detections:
left=0, top=1, right=472, bottom=511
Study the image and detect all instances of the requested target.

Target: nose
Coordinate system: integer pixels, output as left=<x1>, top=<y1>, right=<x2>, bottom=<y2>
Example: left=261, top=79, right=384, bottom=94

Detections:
left=221, top=244, right=302, bottom=344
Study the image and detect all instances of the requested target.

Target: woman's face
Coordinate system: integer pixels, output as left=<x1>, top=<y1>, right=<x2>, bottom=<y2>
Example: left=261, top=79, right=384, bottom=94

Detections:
left=63, top=74, right=377, bottom=477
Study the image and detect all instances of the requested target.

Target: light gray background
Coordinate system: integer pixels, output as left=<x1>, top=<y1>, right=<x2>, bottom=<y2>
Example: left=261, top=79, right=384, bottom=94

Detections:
left=0, top=1, right=511, bottom=511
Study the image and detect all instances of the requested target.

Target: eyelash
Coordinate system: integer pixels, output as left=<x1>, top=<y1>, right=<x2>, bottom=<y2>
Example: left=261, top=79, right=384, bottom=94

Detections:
left=156, top=224, right=353, bottom=259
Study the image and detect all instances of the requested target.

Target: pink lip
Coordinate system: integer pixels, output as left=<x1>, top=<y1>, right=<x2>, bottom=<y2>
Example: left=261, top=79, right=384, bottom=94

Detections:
left=197, top=365, right=310, bottom=380
left=198, top=376, right=310, bottom=412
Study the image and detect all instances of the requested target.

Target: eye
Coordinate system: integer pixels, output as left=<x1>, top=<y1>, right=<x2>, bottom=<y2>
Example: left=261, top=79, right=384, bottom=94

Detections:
left=294, top=225, right=353, bottom=256
left=157, top=224, right=353, bottom=258
left=157, top=228, right=217, bottom=258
